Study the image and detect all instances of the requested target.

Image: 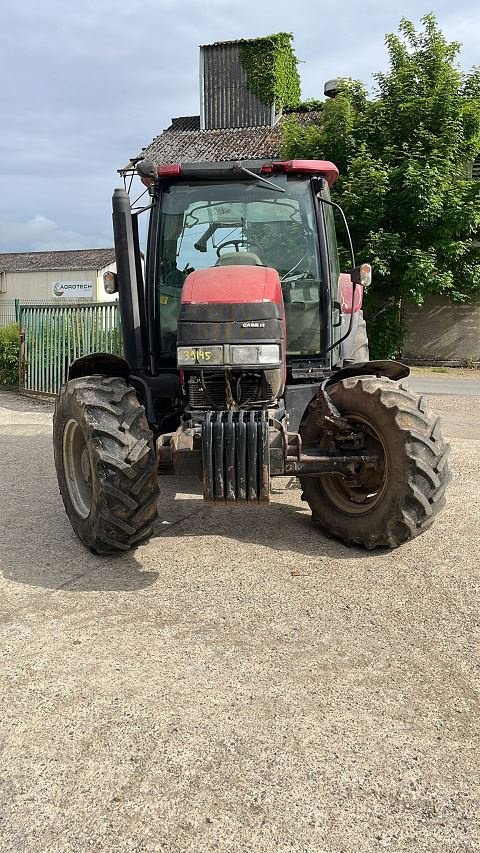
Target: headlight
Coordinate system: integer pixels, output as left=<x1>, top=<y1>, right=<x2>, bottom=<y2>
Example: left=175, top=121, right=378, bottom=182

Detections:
left=230, top=344, right=281, bottom=365
left=177, top=346, right=224, bottom=366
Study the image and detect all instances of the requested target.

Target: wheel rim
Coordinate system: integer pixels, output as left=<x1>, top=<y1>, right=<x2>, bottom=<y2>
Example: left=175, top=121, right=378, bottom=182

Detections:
left=320, top=413, right=388, bottom=515
left=62, top=419, right=93, bottom=519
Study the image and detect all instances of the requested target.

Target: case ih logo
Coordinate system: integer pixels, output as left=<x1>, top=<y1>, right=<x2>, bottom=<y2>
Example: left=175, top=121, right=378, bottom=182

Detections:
left=242, top=321, right=266, bottom=328
left=52, top=281, right=93, bottom=298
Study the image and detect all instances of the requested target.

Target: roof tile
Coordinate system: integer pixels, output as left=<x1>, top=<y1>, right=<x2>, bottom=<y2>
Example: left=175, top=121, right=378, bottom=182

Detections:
left=0, top=248, right=116, bottom=273
left=123, top=111, right=322, bottom=172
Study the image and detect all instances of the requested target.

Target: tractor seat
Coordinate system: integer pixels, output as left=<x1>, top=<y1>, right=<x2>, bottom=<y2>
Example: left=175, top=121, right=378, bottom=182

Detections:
left=216, top=252, right=263, bottom=266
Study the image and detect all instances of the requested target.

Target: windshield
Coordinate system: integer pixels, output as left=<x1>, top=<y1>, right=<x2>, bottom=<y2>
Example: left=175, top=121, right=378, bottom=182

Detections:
left=155, top=174, right=322, bottom=357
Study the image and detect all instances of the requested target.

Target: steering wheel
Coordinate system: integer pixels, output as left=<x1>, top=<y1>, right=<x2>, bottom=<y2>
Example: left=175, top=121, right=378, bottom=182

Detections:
left=217, top=237, right=261, bottom=258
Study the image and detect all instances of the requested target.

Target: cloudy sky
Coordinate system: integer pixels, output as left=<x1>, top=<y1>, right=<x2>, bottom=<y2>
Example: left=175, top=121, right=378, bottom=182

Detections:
left=1, top=0, right=478, bottom=253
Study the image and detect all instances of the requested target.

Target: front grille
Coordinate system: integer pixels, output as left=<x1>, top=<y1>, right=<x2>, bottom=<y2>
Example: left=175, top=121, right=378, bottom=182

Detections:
left=187, top=371, right=274, bottom=409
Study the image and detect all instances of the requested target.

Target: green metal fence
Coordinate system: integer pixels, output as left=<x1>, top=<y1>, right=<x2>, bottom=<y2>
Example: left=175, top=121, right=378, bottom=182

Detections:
left=0, top=299, right=20, bottom=328
left=19, top=302, right=122, bottom=396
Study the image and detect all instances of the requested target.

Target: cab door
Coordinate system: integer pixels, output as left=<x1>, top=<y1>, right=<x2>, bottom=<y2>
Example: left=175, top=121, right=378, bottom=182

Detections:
left=323, top=201, right=342, bottom=366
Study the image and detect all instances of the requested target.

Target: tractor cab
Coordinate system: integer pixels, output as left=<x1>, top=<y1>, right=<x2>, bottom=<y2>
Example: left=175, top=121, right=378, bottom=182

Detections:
left=144, top=159, right=361, bottom=377
left=152, top=161, right=333, bottom=363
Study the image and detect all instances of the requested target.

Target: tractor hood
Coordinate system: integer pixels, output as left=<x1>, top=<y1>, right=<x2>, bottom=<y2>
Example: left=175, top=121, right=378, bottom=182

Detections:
left=181, top=265, right=283, bottom=307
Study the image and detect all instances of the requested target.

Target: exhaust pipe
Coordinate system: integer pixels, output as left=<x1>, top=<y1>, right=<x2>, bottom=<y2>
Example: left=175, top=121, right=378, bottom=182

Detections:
left=112, top=188, right=148, bottom=371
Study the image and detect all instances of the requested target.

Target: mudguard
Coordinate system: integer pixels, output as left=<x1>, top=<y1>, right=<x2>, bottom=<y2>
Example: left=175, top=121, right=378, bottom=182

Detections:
left=325, top=359, right=410, bottom=388
left=68, top=352, right=130, bottom=381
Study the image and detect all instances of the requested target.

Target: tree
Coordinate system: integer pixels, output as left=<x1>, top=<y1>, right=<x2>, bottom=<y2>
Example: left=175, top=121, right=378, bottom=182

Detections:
left=283, top=14, right=480, bottom=357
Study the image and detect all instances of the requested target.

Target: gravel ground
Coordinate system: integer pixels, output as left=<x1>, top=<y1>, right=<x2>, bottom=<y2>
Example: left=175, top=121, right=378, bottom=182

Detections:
left=0, top=384, right=479, bottom=853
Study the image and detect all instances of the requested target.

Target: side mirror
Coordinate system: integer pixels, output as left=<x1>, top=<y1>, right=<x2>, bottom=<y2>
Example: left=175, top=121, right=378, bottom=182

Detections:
left=351, top=263, right=372, bottom=288
left=103, top=270, right=118, bottom=295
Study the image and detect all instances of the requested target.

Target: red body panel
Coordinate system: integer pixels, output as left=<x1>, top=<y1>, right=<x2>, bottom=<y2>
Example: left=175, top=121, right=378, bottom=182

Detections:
left=157, top=164, right=182, bottom=177
left=156, top=160, right=339, bottom=186
left=262, top=159, right=339, bottom=186
left=181, top=265, right=284, bottom=307
left=338, top=272, right=363, bottom=314
left=181, top=265, right=287, bottom=382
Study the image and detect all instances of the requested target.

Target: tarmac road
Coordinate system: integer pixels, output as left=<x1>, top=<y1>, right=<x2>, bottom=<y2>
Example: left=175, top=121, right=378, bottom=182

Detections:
left=0, top=377, right=479, bottom=853
left=408, top=374, right=480, bottom=397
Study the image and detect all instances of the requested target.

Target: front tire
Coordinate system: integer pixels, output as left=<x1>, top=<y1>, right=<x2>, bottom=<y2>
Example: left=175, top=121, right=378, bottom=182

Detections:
left=299, top=377, right=451, bottom=549
left=54, top=375, right=159, bottom=554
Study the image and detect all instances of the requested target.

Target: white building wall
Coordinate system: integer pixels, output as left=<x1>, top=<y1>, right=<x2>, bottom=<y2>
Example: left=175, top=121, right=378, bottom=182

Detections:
left=0, top=262, right=117, bottom=302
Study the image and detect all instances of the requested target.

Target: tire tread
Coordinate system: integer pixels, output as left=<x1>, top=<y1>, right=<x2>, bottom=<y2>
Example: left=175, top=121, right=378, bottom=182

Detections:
left=53, top=375, right=159, bottom=554
left=300, top=376, right=451, bottom=549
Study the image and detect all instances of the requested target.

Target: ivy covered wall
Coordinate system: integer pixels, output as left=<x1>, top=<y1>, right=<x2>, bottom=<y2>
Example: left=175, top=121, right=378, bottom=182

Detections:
left=239, top=33, right=301, bottom=111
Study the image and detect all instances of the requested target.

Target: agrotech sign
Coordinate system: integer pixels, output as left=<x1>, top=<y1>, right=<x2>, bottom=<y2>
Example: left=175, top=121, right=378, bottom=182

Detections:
left=51, top=280, right=93, bottom=298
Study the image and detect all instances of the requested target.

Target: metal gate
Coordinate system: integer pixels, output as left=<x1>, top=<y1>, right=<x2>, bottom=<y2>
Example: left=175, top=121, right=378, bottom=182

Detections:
left=0, top=299, right=20, bottom=328
left=19, top=302, right=122, bottom=396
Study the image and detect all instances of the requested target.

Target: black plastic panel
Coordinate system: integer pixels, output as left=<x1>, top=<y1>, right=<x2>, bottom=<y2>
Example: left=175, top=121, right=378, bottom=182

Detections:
left=201, top=410, right=269, bottom=503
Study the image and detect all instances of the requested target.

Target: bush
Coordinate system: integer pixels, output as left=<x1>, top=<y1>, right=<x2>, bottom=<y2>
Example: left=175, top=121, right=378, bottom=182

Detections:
left=366, top=307, right=405, bottom=360
left=0, top=323, right=20, bottom=387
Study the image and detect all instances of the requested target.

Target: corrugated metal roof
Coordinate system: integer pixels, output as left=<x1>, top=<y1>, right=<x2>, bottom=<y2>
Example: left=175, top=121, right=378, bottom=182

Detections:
left=123, top=110, right=322, bottom=173
left=0, top=248, right=116, bottom=273
left=169, top=116, right=201, bottom=132
left=285, top=110, right=324, bottom=126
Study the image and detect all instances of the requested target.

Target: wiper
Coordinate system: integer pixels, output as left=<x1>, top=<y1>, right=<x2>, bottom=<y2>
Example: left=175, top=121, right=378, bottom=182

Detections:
left=281, top=253, right=309, bottom=281
left=233, top=162, right=286, bottom=193
left=282, top=271, right=311, bottom=284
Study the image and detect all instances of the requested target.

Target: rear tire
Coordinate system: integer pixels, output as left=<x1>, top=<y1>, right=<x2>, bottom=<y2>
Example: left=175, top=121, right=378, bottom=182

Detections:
left=53, top=375, right=159, bottom=554
left=299, top=376, right=451, bottom=549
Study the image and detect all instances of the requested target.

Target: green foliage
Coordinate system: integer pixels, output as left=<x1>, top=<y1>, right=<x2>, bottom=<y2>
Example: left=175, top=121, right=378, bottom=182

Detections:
left=282, top=15, right=480, bottom=357
left=239, top=33, right=301, bottom=110
left=0, top=323, right=20, bottom=387
left=284, top=99, right=324, bottom=114
left=364, top=302, right=405, bottom=360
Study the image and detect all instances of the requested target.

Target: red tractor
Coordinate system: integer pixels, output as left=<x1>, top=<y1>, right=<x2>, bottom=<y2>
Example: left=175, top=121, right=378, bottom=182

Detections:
left=53, top=158, right=450, bottom=552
